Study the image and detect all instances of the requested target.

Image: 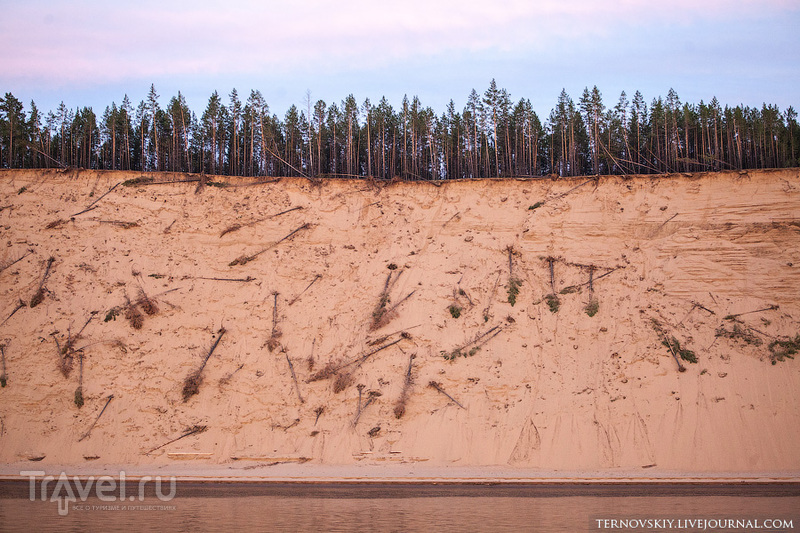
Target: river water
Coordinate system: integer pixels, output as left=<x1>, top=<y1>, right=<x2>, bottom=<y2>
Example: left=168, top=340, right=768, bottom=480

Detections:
left=0, top=482, right=798, bottom=532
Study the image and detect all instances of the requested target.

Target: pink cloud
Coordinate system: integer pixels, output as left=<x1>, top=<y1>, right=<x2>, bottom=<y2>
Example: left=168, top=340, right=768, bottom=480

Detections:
left=1, top=0, right=796, bottom=85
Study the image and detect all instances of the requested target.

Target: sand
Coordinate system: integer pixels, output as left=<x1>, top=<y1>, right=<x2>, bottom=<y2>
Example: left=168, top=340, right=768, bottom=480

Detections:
left=0, top=168, right=799, bottom=481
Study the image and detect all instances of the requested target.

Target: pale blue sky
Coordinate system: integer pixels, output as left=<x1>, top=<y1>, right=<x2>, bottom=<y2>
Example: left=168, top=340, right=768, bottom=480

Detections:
left=1, top=0, right=798, bottom=119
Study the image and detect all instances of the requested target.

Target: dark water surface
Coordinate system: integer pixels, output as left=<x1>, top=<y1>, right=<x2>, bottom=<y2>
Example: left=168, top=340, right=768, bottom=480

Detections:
left=0, top=482, right=798, bottom=532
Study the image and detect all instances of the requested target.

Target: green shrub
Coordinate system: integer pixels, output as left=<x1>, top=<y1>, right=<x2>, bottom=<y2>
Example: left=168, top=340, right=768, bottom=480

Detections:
left=545, top=294, right=560, bottom=313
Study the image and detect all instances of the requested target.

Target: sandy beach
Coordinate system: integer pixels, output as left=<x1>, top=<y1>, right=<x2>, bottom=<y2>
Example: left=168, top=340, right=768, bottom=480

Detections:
left=1, top=168, right=799, bottom=482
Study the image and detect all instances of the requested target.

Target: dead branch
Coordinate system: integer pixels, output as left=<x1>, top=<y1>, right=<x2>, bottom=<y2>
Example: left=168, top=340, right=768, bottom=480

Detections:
left=78, top=394, right=114, bottom=442
left=284, top=349, right=304, bottom=404
left=72, top=181, right=121, bottom=217
left=560, top=266, right=625, bottom=293
left=442, top=211, right=461, bottom=227
left=353, top=390, right=381, bottom=426
left=30, top=256, right=55, bottom=308
left=651, top=213, right=679, bottom=236
left=0, top=299, right=26, bottom=327
left=218, top=363, right=244, bottom=387
left=0, top=249, right=33, bottom=275
left=288, top=274, right=321, bottom=306
left=428, top=381, right=465, bottom=409
left=266, top=292, right=282, bottom=352
left=394, top=354, right=415, bottom=419
left=144, top=424, right=207, bottom=454
left=190, top=276, right=255, bottom=282
left=482, top=272, right=502, bottom=321
left=182, top=328, right=227, bottom=401
left=551, top=178, right=597, bottom=202
left=229, top=223, right=311, bottom=266
left=0, top=344, right=7, bottom=387
left=219, top=206, right=304, bottom=237
left=659, top=331, right=686, bottom=372
left=724, top=305, right=779, bottom=320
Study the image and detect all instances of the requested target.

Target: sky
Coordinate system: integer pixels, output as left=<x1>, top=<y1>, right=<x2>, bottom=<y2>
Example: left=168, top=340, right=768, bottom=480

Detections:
left=1, top=0, right=798, bottom=120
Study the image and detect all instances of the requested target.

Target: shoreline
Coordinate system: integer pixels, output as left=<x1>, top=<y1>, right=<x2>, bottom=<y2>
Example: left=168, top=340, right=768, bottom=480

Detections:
left=2, top=464, right=799, bottom=485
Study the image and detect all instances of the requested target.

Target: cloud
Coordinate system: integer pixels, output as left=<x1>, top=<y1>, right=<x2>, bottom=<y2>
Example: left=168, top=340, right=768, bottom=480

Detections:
left=1, top=0, right=797, bottom=86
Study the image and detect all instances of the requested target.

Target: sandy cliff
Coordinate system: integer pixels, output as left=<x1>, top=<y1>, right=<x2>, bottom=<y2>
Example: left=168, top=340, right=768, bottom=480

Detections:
left=0, top=168, right=799, bottom=476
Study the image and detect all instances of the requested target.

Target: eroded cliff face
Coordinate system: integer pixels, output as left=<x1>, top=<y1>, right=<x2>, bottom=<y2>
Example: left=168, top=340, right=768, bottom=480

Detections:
left=0, top=168, right=799, bottom=473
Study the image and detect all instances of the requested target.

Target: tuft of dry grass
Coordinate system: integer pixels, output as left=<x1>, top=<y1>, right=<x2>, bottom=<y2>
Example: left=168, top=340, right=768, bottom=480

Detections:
left=30, top=257, right=55, bottom=308
left=394, top=354, right=415, bottom=419
left=45, top=219, right=67, bottom=230
left=228, top=255, right=253, bottom=267
left=74, top=386, right=84, bottom=408
left=220, top=224, right=242, bottom=237
left=29, top=288, right=45, bottom=308
left=57, top=353, right=74, bottom=377
left=333, top=371, right=355, bottom=393
left=182, top=371, right=202, bottom=402
left=182, top=327, right=226, bottom=402
left=137, top=289, right=159, bottom=316
left=125, top=304, right=144, bottom=329
left=0, top=344, right=7, bottom=387
left=307, top=362, right=337, bottom=383
left=585, top=298, right=599, bottom=317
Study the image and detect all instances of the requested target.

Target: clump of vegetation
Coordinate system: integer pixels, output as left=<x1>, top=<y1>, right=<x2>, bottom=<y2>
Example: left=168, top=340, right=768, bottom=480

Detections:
left=265, top=292, right=282, bottom=352
left=448, top=304, right=462, bottom=319
left=0, top=344, right=7, bottom=387
left=715, top=324, right=762, bottom=346
left=560, top=286, right=579, bottom=295
left=394, top=355, right=415, bottom=419
left=372, top=292, right=390, bottom=327
left=528, top=201, right=544, bottom=210
left=122, top=176, right=154, bottom=187
left=332, top=371, right=354, bottom=393
left=74, top=386, right=84, bottom=408
left=662, top=336, right=697, bottom=364
left=507, top=278, right=522, bottom=306
left=182, top=327, right=226, bottom=402
left=17, top=186, right=27, bottom=194
left=387, top=263, right=398, bottom=270
left=442, top=346, right=481, bottom=361
left=124, top=302, right=144, bottom=329
left=369, top=271, right=414, bottom=331
left=441, top=326, right=501, bottom=361
left=544, top=294, right=560, bottom=313
left=104, top=307, right=120, bottom=322
left=585, top=298, right=599, bottom=317
left=30, top=257, right=55, bottom=308
left=505, top=246, right=522, bottom=306
left=307, top=362, right=338, bottom=383
left=45, top=219, right=66, bottom=230
left=768, top=335, right=800, bottom=364
left=220, top=224, right=242, bottom=237
left=181, top=372, right=202, bottom=401
left=137, top=288, right=159, bottom=316
left=228, top=254, right=254, bottom=267
left=543, top=256, right=560, bottom=313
